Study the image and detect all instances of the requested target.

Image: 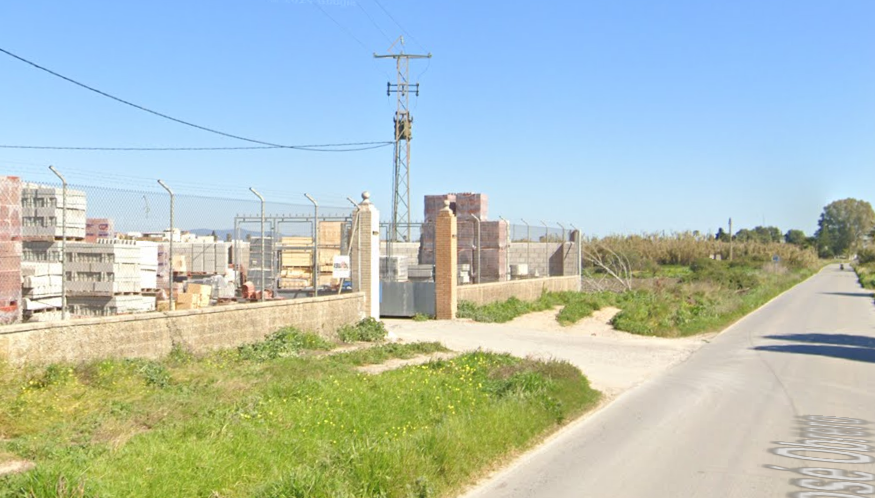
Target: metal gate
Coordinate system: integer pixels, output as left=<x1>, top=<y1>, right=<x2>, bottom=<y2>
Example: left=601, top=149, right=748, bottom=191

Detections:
left=380, top=281, right=435, bottom=318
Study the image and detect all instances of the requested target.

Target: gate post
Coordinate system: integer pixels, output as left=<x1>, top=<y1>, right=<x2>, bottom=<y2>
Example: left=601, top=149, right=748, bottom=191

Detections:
left=435, top=200, right=457, bottom=320
left=351, top=191, right=380, bottom=319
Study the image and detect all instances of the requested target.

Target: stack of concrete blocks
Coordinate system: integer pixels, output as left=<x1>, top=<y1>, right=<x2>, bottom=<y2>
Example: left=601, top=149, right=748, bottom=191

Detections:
left=19, top=242, right=64, bottom=321
left=0, top=177, right=22, bottom=324
left=248, top=237, right=276, bottom=291
left=65, top=240, right=155, bottom=317
left=175, top=241, right=229, bottom=275
left=20, top=262, right=63, bottom=314
left=407, top=264, right=435, bottom=282
left=18, top=182, right=87, bottom=321
left=380, top=255, right=409, bottom=282
left=20, top=183, right=87, bottom=239
left=85, top=218, right=114, bottom=242
left=155, top=243, right=171, bottom=290
left=136, top=241, right=159, bottom=290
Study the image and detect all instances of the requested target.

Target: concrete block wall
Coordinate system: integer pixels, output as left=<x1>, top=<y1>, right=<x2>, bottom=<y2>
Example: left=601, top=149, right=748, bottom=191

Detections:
left=457, top=276, right=582, bottom=306
left=508, top=241, right=579, bottom=278
left=0, top=292, right=365, bottom=367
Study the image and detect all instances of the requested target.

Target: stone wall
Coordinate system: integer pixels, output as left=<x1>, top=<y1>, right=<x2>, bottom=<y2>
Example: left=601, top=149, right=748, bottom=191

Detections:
left=457, top=276, right=581, bottom=306
left=0, top=292, right=364, bottom=367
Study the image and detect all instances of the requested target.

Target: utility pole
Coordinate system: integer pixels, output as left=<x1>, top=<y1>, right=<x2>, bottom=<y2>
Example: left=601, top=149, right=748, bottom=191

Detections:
left=375, top=36, right=431, bottom=242
left=729, top=217, right=733, bottom=262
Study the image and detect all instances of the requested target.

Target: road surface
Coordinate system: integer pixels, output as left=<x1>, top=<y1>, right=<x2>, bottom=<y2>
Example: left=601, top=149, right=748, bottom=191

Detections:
left=395, top=265, right=875, bottom=497
left=455, top=265, right=875, bottom=498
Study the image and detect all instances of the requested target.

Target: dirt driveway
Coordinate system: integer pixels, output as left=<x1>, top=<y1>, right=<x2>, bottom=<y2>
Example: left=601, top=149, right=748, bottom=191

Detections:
left=384, top=308, right=714, bottom=400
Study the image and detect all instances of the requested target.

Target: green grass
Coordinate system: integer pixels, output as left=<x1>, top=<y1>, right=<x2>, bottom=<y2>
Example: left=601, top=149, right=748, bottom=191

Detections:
left=855, top=263, right=875, bottom=290
left=458, top=292, right=614, bottom=325
left=460, top=262, right=814, bottom=338
left=0, top=334, right=600, bottom=498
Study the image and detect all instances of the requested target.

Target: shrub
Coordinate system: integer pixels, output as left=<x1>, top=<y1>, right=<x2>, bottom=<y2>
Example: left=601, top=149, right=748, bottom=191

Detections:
left=238, top=327, right=333, bottom=361
left=857, top=248, right=875, bottom=265
left=337, top=317, right=388, bottom=343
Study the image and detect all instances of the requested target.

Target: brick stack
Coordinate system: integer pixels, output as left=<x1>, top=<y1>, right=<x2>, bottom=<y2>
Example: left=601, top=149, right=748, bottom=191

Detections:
left=479, top=220, right=509, bottom=282
left=66, top=240, right=155, bottom=316
left=419, top=194, right=456, bottom=265
left=0, top=177, right=22, bottom=324
left=21, top=183, right=87, bottom=239
left=85, top=218, right=114, bottom=242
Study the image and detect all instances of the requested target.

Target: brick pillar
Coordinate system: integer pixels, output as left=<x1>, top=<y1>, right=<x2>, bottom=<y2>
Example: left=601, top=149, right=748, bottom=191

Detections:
left=435, top=200, right=457, bottom=320
left=351, top=191, right=380, bottom=319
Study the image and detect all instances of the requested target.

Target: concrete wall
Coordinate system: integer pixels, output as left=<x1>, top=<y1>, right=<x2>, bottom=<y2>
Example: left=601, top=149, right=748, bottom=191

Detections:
left=0, top=292, right=364, bottom=367
left=508, top=242, right=578, bottom=278
left=457, top=276, right=581, bottom=306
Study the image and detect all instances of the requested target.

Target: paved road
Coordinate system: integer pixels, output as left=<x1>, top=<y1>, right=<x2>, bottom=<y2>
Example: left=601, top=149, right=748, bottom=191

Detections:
left=449, top=265, right=875, bottom=498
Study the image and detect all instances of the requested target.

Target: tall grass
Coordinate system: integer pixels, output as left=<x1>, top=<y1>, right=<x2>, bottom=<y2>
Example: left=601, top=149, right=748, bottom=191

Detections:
left=0, top=336, right=600, bottom=498
left=586, top=233, right=817, bottom=271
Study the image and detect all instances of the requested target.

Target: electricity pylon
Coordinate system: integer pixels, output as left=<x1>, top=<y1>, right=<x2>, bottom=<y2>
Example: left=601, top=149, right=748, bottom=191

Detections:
left=375, top=36, right=431, bottom=242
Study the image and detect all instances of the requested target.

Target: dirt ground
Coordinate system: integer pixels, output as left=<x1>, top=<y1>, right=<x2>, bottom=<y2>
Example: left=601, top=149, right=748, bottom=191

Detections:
left=384, top=307, right=715, bottom=400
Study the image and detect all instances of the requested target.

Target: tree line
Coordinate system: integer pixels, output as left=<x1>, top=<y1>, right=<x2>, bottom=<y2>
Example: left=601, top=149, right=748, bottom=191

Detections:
left=715, top=198, right=875, bottom=259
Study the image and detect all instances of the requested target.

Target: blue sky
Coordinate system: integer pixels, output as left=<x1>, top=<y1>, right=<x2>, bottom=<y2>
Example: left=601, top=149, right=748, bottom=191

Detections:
left=1, top=0, right=873, bottom=236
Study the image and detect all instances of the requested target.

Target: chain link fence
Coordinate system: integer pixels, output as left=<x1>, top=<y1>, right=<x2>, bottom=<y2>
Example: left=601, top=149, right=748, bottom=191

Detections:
left=375, top=219, right=581, bottom=286
left=1, top=167, right=359, bottom=325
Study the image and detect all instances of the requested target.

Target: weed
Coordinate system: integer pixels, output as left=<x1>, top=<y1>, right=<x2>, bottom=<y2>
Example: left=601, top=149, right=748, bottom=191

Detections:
left=337, top=317, right=387, bottom=343
left=238, top=327, right=333, bottom=361
left=412, top=313, right=431, bottom=322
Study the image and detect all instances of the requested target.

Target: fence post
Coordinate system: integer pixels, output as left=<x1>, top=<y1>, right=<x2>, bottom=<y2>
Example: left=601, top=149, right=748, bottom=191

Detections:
left=499, top=215, right=510, bottom=281
left=471, top=214, right=481, bottom=284
left=435, top=200, right=457, bottom=319
left=557, top=222, right=566, bottom=276
left=305, top=194, right=319, bottom=297
left=521, top=218, right=530, bottom=277
left=249, top=188, right=265, bottom=302
left=48, top=166, right=67, bottom=319
left=158, top=180, right=175, bottom=310
left=540, top=220, right=549, bottom=277
left=571, top=223, right=581, bottom=282
left=351, top=191, right=380, bottom=319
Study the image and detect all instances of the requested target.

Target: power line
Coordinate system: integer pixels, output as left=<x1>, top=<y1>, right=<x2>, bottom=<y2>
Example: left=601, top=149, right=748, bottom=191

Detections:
left=0, top=46, right=386, bottom=150
left=357, top=2, right=393, bottom=45
left=370, top=0, right=428, bottom=52
left=0, top=142, right=392, bottom=152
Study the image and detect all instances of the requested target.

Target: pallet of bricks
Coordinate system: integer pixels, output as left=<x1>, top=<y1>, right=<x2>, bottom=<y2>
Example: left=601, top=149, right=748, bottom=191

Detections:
left=249, top=237, right=276, bottom=292
left=65, top=239, right=156, bottom=317
left=0, top=177, right=22, bottom=324
left=18, top=181, right=87, bottom=322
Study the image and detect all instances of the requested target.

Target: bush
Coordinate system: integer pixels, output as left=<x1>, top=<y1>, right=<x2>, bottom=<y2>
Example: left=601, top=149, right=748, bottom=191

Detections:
left=238, top=327, right=333, bottom=361
left=857, top=248, right=875, bottom=265
left=337, top=317, right=388, bottom=343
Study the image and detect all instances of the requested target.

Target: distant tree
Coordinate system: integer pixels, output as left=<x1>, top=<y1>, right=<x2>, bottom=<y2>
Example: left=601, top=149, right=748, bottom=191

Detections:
left=784, top=229, right=807, bottom=246
left=815, top=198, right=875, bottom=258
left=752, top=226, right=782, bottom=243
left=225, top=233, right=232, bottom=242
left=734, top=228, right=754, bottom=242
left=715, top=228, right=730, bottom=242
